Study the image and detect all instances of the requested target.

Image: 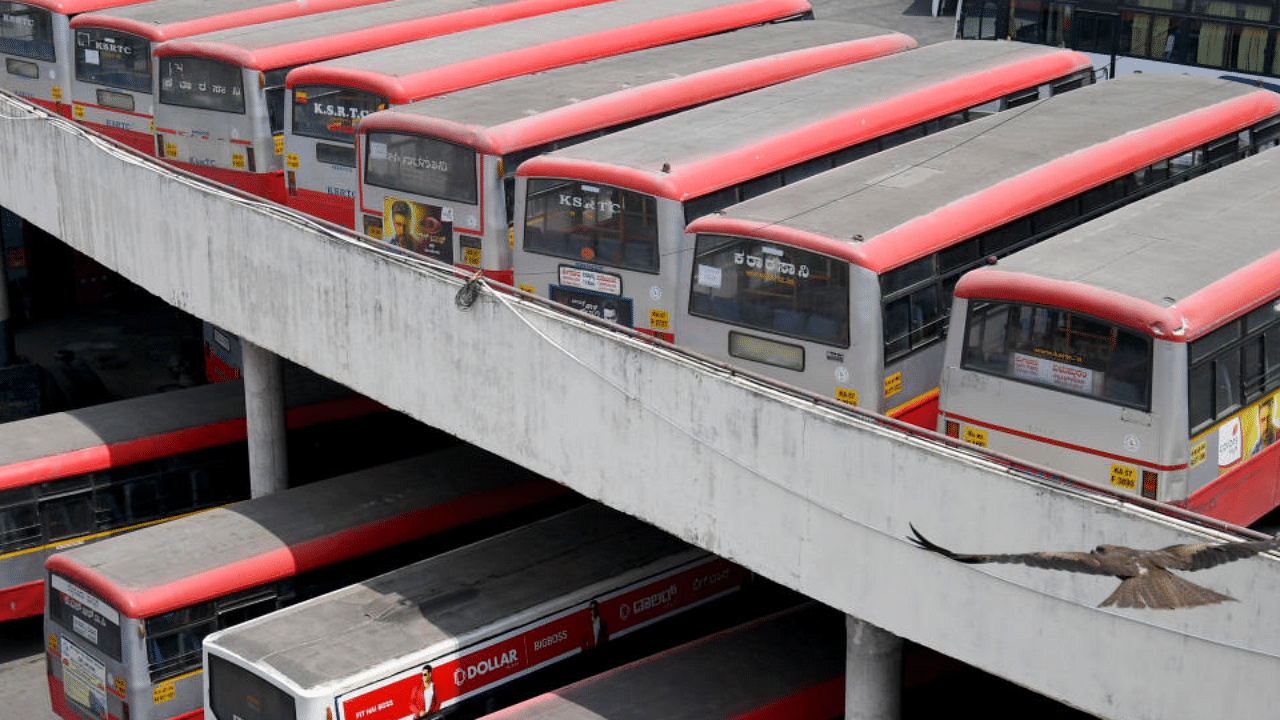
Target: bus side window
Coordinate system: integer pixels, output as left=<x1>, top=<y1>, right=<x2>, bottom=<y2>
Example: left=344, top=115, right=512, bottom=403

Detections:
left=39, top=493, right=95, bottom=541
left=504, top=177, right=516, bottom=227
left=0, top=487, right=40, bottom=552
left=124, top=476, right=163, bottom=522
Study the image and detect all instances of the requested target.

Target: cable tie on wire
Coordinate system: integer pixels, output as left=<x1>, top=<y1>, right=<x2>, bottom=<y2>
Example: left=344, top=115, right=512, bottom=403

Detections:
left=455, top=270, right=485, bottom=310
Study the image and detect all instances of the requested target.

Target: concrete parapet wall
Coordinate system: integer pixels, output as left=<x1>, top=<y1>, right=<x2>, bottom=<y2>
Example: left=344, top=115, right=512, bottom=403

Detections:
left=2, top=94, right=1279, bottom=719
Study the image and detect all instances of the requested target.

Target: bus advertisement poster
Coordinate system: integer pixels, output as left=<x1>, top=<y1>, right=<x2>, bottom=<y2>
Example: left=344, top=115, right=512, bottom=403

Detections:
left=549, top=286, right=632, bottom=327
left=1192, top=390, right=1280, bottom=473
left=337, top=557, right=746, bottom=720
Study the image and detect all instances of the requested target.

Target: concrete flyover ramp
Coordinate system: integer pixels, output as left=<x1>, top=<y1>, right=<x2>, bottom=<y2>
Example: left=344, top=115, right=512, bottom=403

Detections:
left=1, top=91, right=1278, bottom=719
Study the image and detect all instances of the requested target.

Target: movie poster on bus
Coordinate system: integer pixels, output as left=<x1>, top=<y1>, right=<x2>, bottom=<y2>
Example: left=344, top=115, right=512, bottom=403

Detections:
left=383, top=197, right=453, bottom=264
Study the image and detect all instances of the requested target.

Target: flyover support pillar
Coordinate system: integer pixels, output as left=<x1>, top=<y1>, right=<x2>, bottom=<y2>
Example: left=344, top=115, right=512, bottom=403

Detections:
left=243, top=339, right=288, bottom=497
left=846, top=614, right=903, bottom=720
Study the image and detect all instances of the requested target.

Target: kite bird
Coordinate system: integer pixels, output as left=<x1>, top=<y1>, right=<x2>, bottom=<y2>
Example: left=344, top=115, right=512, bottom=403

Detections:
left=907, top=524, right=1280, bottom=610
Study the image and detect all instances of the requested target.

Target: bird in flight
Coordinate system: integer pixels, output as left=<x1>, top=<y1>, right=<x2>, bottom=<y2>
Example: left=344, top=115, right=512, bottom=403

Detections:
left=907, top=524, right=1279, bottom=610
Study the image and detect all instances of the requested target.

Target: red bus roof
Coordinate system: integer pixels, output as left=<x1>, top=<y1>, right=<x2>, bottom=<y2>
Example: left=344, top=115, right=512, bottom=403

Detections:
left=355, top=22, right=915, bottom=155
left=13, top=0, right=156, bottom=14
left=0, top=379, right=380, bottom=493
left=515, top=41, right=1092, bottom=200
left=43, top=449, right=567, bottom=618
left=68, top=0, right=409, bottom=42
left=283, top=0, right=814, bottom=103
left=151, top=0, right=616, bottom=70
left=686, top=77, right=1280, bottom=274
left=953, top=150, right=1280, bottom=342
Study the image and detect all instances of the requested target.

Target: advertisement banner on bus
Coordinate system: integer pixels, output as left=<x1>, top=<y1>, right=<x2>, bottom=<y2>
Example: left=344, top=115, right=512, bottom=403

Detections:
left=336, top=557, right=746, bottom=720
left=382, top=197, right=453, bottom=263
left=1191, top=390, right=1280, bottom=473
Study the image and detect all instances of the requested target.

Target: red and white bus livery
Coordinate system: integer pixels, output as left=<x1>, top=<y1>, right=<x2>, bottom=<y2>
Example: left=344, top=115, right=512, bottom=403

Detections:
left=66, top=0, right=408, bottom=153
left=512, top=40, right=1093, bottom=344
left=45, top=446, right=571, bottom=720
left=279, top=0, right=815, bottom=227
left=149, top=0, right=614, bottom=203
left=677, top=73, right=1280, bottom=428
left=202, top=503, right=749, bottom=720
left=937, top=147, right=1280, bottom=526
left=0, top=0, right=159, bottom=117
left=353, top=20, right=914, bottom=282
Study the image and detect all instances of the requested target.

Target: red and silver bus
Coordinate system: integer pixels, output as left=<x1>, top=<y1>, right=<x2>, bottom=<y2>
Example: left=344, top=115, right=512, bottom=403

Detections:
left=45, top=446, right=572, bottom=720
left=477, top=602, right=844, bottom=720
left=0, top=0, right=160, bottom=117
left=150, top=0, right=615, bottom=204
left=352, top=20, right=915, bottom=283
left=0, top=371, right=430, bottom=623
left=202, top=503, right=750, bottom=720
left=280, top=0, right=816, bottom=227
left=65, top=0, right=411, bottom=154
left=676, top=73, right=1280, bottom=429
left=511, top=40, right=1094, bottom=344
left=937, top=146, right=1280, bottom=526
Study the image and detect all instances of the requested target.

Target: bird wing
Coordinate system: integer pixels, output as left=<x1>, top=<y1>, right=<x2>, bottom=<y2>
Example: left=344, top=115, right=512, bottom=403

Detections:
left=908, top=524, right=1112, bottom=576
left=1100, top=566, right=1236, bottom=610
left=1150, top=537, right=1279, bottom=572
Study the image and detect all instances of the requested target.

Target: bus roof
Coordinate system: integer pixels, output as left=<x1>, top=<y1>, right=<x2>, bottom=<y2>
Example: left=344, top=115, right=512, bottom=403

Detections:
left=478, top=602, right=843, bottom=720
left=15, top=0, right=156, bottom=14
left=515, top=41, right=1092, bottom=201
left=0, top=373, right=374, bottom=492
left=283, top=0, right=814, bottom=103
left=355, top=21, right=914, bottom=155
left=953, top=148, right=1280, bottom=343
left=43, top=447, right=562, bottom=618
left=150, top=0, right=615, bottom=70
left=685, top=74, right=1280, bottom=274
left=203, top=503, right=702, bottom=692
left=67, top=0, right=404, bottom=41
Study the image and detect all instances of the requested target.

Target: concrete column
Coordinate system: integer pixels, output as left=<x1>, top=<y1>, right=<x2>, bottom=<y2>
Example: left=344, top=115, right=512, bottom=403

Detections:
left=845, top=614, right=903, bottom=720
left=242, top=339, right=288, bottom=497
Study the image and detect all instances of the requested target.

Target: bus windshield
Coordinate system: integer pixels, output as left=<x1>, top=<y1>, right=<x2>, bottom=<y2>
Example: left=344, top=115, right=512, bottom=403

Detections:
left=523, top=178, right=659, bottom=272
left=158, top=56, right=245, bottom=114
left=690, top=233, right=850, bottom=348
left=0, top=3, right=53, bottom=62
left=74, top=28, right=149, bottom=93
left=961, top=300, right=1152, bottom=409
left=364, top=130, right=478, bottom=204
left=292, top=85, right=383, bottom=143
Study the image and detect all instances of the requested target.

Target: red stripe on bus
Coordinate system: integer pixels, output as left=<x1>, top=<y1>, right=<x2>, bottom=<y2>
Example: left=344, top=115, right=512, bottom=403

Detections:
left=0, top=579, right=45, bottom=622
left=942, top=412, right=1188, bottom=472
left=692, top=91, right=1280, bottom=279
left=46, top=480, right=568, bottom=618
left=886, top=388, right=939, bottom=431
left=67, top=0, right=400, bottom=40
left=154, top=0, right=618, bottom=70
left=284, top=0, right=815, bottom=102
left=956, top=249, right=1280, bottom=343
left=519, top=50, right=1092, bottom=200
left=27, top=0, right=154, bottom=14
left=288, top=186, right=357, bottom=227
left=365, top=33, right=916, bottom=156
